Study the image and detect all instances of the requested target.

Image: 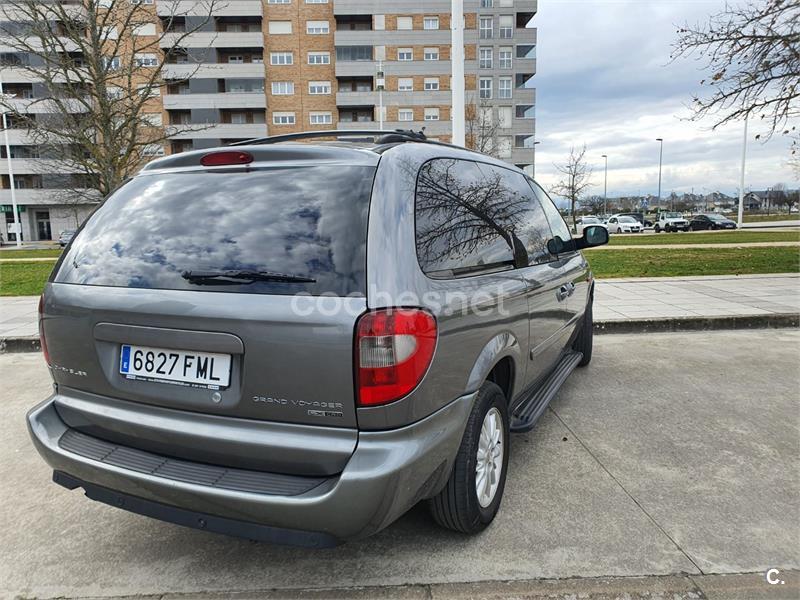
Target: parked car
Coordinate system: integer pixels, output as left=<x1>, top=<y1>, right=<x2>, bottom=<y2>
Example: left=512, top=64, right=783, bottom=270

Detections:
left=28, top=131, right=608, bottom=546
left=574, top=216, right=608, bottom=235
left=617, top=212, right=653, bottom=228
left=654, top=211, right=690, bottom=233
left=58, top=230, right=76, bottom=247
left=688, top=214, right=737, bottom=231
left=606, top=215, right=643, bottom=233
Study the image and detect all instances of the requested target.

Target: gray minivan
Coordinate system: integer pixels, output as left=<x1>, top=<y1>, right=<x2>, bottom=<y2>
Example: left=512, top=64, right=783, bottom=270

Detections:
left=28, top=131, right=608, bottom=547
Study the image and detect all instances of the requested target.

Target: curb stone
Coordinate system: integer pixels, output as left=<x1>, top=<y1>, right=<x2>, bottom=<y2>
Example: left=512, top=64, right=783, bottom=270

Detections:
left=2, top=315, right=799, bottom=353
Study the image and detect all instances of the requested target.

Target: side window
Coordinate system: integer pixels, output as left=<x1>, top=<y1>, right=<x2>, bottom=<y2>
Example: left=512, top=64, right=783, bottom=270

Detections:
left=474, top=162, right=551, bottom=265
left=415, top=158, right=521, bottom=277
left=528, top=179, right=573, bottom=244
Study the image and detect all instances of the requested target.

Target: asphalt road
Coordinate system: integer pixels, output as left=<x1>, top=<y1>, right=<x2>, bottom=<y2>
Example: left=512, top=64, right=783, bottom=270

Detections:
left=2, top=330, right=799, bottom=599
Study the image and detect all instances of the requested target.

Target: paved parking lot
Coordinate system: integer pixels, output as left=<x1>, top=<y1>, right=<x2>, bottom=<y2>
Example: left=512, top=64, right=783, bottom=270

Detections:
left=1, top=330, right=798, bottom=599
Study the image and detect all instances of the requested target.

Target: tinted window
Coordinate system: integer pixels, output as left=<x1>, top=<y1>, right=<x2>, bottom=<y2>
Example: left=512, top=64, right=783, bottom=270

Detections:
left=55, top=166, right=376, bottom=295
left=528, top=179, right=573, bottom=244
left=415, top=159, right=522, bottom=277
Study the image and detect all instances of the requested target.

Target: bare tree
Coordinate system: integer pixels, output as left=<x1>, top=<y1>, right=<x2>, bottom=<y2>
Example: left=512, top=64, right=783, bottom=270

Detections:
left=550, top=145, right=594, bottom=232
left=465, top=95, right=501, bottom=158
left=672, top=0, right=799, bottom=148
left=0, top=0, right=220, bottom=200
left=580, top=195, right=605, bottom=215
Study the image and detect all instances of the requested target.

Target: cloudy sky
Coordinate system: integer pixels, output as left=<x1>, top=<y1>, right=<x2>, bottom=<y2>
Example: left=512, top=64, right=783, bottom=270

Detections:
left=532, top=0, right=798, bottom=199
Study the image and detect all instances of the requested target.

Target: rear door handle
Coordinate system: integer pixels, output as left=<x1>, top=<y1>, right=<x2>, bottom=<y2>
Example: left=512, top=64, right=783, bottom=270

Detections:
left=567, top=282, right=576, bottom=296
left=556, top=286, right=569, bottom=302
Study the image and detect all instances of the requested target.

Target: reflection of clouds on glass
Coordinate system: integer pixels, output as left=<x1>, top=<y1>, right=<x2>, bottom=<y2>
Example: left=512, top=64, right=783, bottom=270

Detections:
left=57, top=166, right=376, bottom=296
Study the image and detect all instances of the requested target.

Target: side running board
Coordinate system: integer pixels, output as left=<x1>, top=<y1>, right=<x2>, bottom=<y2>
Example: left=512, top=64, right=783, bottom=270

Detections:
left=510, top=351, right=583, bottom=433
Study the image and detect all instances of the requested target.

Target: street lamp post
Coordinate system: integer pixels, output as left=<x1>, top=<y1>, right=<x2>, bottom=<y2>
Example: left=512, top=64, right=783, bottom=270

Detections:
left=450, top=0, right=465, bottom=146
left=601, top=154, right=608, bottom=217
left=376, top=61, right=385, bottom=130
left=656, top=138, right=663, bottom=212
left=737, top=118, right=747, bottom=228
left=0, top=72, right=21, bottom=247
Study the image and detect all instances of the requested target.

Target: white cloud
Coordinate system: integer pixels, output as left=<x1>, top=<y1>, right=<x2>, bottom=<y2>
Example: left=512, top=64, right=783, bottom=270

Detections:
left=531, top=0, right=799, bottom=198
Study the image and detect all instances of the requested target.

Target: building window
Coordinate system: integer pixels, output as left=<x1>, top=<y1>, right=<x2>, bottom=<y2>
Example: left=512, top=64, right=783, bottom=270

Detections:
left=310, top=111, right=332, bottom=124
left=227, top=55, right=244, bottom=64
left=271, top=81, right=294, bottom=95
left=479, top=77, right=492, bottom=99
left=268, top=21, right=292, bottom=34
left=424, top=77, right=439, bottom=91
left=423, top=47, right=439, bottom=61
left=423, top=16, right=439, bottom=30
left=268, top=0, right=290, bottom=3
left=498, top=76, right=512, bottom=98
left=309, top=81, right=331, bottom=94
left=517, top=44, right=536, bottom=59
left=480, top=0, right=493, bottom=7
left=499, top=47, right=512, bottom=69
left=306, top=0, right=328, bottom=3
left=479, top=47, right=492, bottom=69
left=142, top=144, right=165, bottom=156
left=398, top=108, right=414, bottom=121
left=270, top=52, right=293, bottom=65
left=134, top=53, right=158, bottom=67
left=230, top=112, right=248, bottom=124
left=479, top=17, right=493, bottom=39
left=308, top=52, right=330, bottom=64
left=132, top=23, right=156, bottom=36
left=336, top=46, right=373, bottom=61
left=142, top=113, right=162, bottom=127
left=498, top=106, right=512, bottom=128
left=129, top=0, right=154, bottom=4
left=515, top=104, right=535, bottom=118
left=136, top=84, right=160, bottom=97
left=307, top=20, right=330, bottom=34
left=273, top=112, right=296, bottom=125
left=499, top=15, right=513, bottom=38
left=424, top=107, right=439, bottom=121
left=398, top=78, right=413, bottom=91
left=396, top=16, right=412, bottom=30
left=397, top=48, right=413, bottom=61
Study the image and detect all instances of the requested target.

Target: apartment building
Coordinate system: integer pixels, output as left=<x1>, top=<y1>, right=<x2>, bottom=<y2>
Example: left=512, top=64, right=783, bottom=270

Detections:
left=0, top=0, right=536, bottom=242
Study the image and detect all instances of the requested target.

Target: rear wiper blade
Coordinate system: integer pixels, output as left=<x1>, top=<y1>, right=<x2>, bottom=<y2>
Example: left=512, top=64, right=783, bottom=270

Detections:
left=181, top=269, right=316, bottom=284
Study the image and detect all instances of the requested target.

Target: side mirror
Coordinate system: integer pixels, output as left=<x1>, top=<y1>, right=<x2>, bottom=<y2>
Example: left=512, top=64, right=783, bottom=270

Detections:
left=575, top=225, right=609, bottom=249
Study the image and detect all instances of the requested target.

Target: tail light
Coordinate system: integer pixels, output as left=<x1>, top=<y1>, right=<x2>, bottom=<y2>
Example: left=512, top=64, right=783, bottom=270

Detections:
left=200, top=151, right=253, bottom=167
left=38, top=294, right=51, bottom=365
left=356, top=308, right=437, bottom=407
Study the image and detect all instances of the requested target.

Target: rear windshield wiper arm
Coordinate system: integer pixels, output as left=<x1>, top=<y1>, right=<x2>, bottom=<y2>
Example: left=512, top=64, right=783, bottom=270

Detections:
left=181, top=269, right=316, bottom=284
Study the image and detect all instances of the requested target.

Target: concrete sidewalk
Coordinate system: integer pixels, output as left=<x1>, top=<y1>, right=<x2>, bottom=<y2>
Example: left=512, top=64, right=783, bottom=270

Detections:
left=2, top=331, right=798, bottom=598
left=1, top=274, right=799, bottom=344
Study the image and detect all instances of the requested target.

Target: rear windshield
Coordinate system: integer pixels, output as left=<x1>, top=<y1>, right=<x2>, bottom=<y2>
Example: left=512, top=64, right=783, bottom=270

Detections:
left=54, top=165, right=376, bottom=296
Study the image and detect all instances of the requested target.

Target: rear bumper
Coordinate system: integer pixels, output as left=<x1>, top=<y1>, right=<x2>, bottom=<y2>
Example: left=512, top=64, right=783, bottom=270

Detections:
left=27, top=392, right=475, bottom=544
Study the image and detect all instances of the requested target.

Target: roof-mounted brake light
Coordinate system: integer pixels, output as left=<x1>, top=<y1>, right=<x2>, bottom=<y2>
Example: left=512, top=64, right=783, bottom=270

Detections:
left=200, top=151, right=254, bottom=167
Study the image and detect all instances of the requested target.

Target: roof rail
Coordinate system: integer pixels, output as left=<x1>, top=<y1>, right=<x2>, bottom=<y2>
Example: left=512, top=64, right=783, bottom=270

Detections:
left=229, top=129, right=429, bottom=146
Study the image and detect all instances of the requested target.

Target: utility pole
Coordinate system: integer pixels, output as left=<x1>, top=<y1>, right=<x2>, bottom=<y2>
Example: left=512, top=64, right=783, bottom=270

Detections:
left=376, top=61, right=385, bottom=130
left=451, top=0, right=465, bottom=146
left=737, top=118, right=747, bottom=228
left=656, top=138, right=663, bottom=211
left=0, top=73, right=21, bottom=247
left=601, top=154, right=608, bottom=217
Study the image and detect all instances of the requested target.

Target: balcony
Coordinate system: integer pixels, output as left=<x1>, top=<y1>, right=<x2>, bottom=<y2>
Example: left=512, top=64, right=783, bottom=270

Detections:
left=157, top=0, right=262, bottom=17
left=166, top=123, right=266, bottom=140
left=7, top=98, right=89, bottom=114
left=337, top=90, right=451, bottom=106
left=0, top=158, right=79, bottom=175
left=334, top=0, right=465, bottom=14
left=162, top=62, right=265, bottom=79
left=162, top=92, right=266, bottom=109
left=160, top=31, right=263, bottom=49
left=334, top=29, right=457, bottom=46
left=336, top=60, right=477, bottom=77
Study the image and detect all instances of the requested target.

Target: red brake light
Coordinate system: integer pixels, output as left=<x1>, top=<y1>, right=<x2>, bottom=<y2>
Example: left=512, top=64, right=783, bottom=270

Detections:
left=200, top=151, right=253, bottom=167
left=38, top=294, right=51, bottom=365
left=356, top=308, right=437, bottom=407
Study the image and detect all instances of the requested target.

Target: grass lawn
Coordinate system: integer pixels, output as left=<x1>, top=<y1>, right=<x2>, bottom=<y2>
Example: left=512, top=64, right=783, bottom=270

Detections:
left=586, top=246, right=800, bottom=279
left=0, top=248, right=63, bottom=259
left=607, top=230, right=800, bottom=246
left=742, top=214, right=800, bottom=223
left=0, top=261, right=56, bottom=296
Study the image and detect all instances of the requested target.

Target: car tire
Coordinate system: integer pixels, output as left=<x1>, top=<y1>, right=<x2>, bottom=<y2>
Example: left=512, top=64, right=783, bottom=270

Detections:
left=573, top=299, right=593, bottom=367
left=428, top=381, right=510, bottom=535
left=683, top=227, right=689, bottom=232
left=654, top=225, right=661, bottom=233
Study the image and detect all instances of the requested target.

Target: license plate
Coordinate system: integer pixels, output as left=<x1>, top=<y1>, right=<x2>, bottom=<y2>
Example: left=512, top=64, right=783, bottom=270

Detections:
left=119, top=344, right=231, bottom=389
